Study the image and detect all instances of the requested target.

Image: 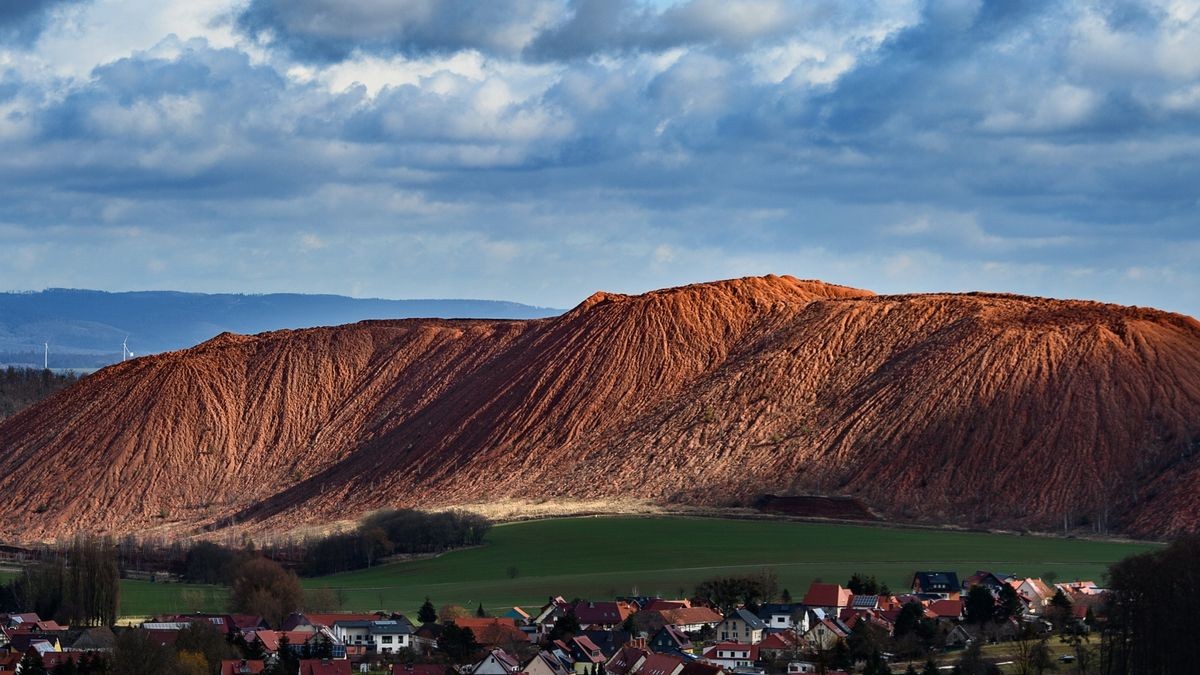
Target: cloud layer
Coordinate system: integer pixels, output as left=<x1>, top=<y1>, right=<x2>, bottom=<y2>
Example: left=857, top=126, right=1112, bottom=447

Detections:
left=0, top=0, right=1198, bottom=316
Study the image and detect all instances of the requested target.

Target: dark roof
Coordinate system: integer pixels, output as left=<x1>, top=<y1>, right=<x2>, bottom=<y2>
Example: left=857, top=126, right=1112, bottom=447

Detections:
left=850, top=596, right=879, bottom=609
left=755, top=604, right=803, bottom=619
left=639, top=653, right=685, bottom=675
left=63, top=626, right=116, bottom=650
left=725, top=609, right=765, bottom=630
left=572, top=602, right=628, bottom=625
left=650, top=626, right=692, bottom=652
left=912, top=572, right=960, bottom=593
left=579, top=629, right=631, bottom=657
left=679, top=663, right=723, bottom=675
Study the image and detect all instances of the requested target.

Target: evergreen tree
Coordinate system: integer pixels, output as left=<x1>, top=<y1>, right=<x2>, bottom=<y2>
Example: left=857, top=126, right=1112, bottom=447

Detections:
left=964, top=586, right=995, bottom=625
left=780, top=588, right=792, bottom=604
left=276, top=633, right=299, bottom=674
left=476, top=603, right=487, bottom=617
left=19, top=651, right=48, bottom=675
left=860, top=650, right=889, bottom=675
left=418, top=597, right=438, bottom=624
left=996, top=584, right=1021, bottom=620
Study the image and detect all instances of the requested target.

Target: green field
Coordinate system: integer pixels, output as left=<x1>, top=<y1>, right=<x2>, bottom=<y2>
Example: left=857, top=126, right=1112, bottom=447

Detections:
left=109, top=516, right=1157, bottom=618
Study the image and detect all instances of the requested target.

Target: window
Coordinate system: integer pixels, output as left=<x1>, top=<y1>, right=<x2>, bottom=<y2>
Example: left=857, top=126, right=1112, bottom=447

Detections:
left=382, top=636, right=393, bottom=644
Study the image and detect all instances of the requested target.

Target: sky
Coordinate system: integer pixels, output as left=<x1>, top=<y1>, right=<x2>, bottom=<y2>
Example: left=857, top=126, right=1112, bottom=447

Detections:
left=0, top=0, right=1198, bottom=316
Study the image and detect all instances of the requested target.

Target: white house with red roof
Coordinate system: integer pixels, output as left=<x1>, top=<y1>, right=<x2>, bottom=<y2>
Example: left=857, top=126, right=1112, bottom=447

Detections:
left=702, top=642, right=760, bottom=670
left=801, top=584, right=853, bottom=614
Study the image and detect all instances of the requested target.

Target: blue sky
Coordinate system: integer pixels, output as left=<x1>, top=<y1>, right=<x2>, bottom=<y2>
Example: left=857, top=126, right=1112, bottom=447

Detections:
left=1, top=0, right=1198, bottom=316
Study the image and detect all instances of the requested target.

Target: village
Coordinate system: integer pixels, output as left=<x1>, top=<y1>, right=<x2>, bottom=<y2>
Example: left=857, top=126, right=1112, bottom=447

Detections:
left=0, top=570, right=1105, bottom=675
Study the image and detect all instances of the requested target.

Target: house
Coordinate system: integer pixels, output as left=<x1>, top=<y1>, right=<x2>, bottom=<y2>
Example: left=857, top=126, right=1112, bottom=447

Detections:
left=1056, top=581, right=1102, bottom=596
left=801, top=584, right=852, bottom=614
left=659, top=607, right=723, bottom=634
left=332, top=619, right=412, bottom=656
left=756, top=631, right=799, bottom=660
left=504, top=608, right=533, bottom=626
left=1013, top=579, right=1055, bottom=611
left=571, top=602, right=634, bottom=631
left=911, top=572, right=960, bottom=600
left=454, top=618, right=530, bottom=649
left=755, top=604, right=806, bottom=632
left=535, top=598, right=572, bottom=635
left=605, top=644, right=651, bottom=675
left=962, top=571, right=1013, bottom=595
left=5, top=632, right=62, bottom=654
left=648, top=626, right=691, bottom=655
left=523, top=652, right=571, bottom=675
left=570, top=635, right=608, bottom=673
left=284, top=613, right=382, bottom=632
left=635, top=653, right=686, bottom=675
left=642, top=600, right=690, bottom=613
left=249, top=629, right=339, bottom=658
left=579, top=629, right=630, bottom=657
left=298, top=659, right=352, bottom=675
left=926, top=599, right=964, bottom=621
left=220, top=660, right=266, bottom=675
left=802, top=619, right=848, bottom=651
left=944, top=618, right=1020, bottom=648
left=474, top=649, right=522, bottom=675
left=678, top=662, right=724, bottom=675
left=701, top=642, right=759, bottom=670
left=62, top=626, right=116, bottom=651
left=716, top=609, right=764, bottom=644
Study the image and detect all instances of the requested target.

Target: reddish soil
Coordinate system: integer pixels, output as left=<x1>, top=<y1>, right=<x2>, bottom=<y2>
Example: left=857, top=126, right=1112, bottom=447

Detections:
left=0, top=274, right=1197, bottom=541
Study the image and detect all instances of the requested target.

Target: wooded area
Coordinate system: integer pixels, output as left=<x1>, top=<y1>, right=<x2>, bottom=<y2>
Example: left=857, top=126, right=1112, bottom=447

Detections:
left=0, top=366, right=80, bottom=419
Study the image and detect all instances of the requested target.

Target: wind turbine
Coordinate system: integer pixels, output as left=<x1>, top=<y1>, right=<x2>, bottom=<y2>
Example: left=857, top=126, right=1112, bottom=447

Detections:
left=44, top=342, right=48, bottom=370
left=122, top=336, right=132, bottom=362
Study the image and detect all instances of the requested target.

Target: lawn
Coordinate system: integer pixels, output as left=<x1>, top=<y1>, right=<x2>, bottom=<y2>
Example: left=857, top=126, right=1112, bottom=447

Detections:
left=111, top=516, right=1158, bottom=619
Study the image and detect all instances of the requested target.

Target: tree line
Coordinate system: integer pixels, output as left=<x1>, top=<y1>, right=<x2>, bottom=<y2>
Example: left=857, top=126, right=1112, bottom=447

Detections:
left=97, top=508, right=492, bottom=583
left=0, top=534, right=119, bottom=626
left=0, top=366, right=80, bottom=419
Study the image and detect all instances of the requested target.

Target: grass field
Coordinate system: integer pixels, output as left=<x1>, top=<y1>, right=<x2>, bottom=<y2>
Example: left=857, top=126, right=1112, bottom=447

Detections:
left=97, top=516, right=1157, bottom=618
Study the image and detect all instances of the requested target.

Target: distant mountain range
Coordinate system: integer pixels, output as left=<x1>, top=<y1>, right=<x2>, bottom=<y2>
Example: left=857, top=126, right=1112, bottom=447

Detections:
left=0, top=289, right=561, bottom=368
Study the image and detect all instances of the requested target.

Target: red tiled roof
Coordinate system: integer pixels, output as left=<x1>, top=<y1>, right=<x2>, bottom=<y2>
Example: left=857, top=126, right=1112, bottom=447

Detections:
left=702, top=643, right=760, bottom=662
left=928, top=599, right=963, bottom=618
left=678, top=662, right=723, bottom=675
left=252, top=630, right=321, bottom=652
left=606, top=645, right=650, bottom=675
left=571, top=602, right=633, bottom=625
left=298, top=659, right=352, bottom=675
left=638, top=653, right=685, bottom=675
left=758, top=632, right=799, bottom=651
left=220, top=659, right=266, bottom=675
left=659, top=607, right=723, bottom=626
left=572, top=635, right=605, bottom=662
left=453, top=618, right=529, bottom=646
left=803, top=583, right=852, bottom=608
left=642, top=600, right=690, bottom=613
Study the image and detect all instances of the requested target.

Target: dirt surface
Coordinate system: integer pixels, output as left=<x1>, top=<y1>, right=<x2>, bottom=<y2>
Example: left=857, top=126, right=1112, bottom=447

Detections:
left=0, top=274, right=1197, bottom=542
